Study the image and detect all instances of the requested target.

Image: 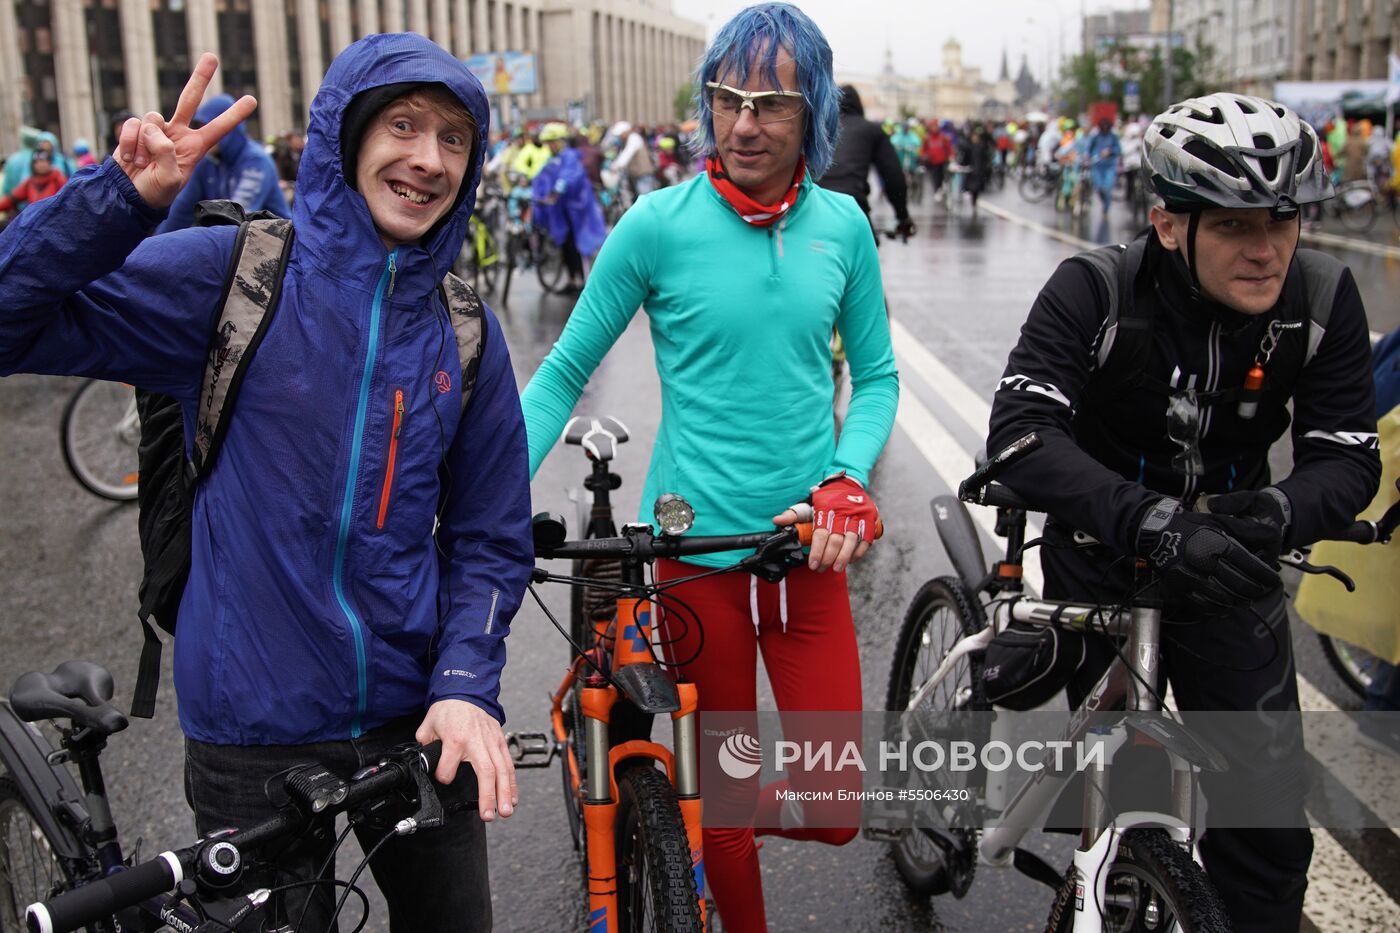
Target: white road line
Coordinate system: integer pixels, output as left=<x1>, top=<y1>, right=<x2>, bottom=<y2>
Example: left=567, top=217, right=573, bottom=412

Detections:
left=1305, top=826, right=1400, bottom=932
left=979, top=200, right=1387, bottom=345
left=889, top=318, right=992, bottom=435
left=892, top=384, right=1043, bottom=595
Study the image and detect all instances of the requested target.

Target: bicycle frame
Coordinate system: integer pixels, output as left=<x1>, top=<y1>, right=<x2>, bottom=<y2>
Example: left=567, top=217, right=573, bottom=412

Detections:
left=906, top=491, right=1229, bottom=929
left=548, top=579, right=706, bottom=933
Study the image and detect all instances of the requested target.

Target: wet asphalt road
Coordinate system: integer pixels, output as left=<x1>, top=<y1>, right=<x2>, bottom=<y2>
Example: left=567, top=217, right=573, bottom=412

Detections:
left=1, top=180, right=1395, bottom=932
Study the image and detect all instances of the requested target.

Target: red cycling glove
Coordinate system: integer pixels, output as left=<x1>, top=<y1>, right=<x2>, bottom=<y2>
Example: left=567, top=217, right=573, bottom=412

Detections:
left=810, top=473, right=882, bottom=544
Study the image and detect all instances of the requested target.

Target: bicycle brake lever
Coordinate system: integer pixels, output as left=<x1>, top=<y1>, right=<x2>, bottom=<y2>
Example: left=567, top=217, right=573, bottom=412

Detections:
left=1279, top=550, right=1356, bottom=592
left=395, top=754, right=446, bottom=835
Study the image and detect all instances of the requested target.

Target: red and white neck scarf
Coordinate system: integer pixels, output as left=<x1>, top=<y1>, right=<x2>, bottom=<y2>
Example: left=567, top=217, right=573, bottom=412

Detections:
left=706, top=155, right=806, bottom=227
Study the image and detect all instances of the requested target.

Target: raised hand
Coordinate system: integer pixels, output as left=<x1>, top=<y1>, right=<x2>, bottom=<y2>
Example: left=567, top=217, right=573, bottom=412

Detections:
left=112, top=53, right=257, bottom=210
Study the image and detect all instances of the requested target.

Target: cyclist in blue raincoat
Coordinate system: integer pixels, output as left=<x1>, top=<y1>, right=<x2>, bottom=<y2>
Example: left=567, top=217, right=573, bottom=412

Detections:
left=1086, top=117, right=1122, bottom=215
left=532, top=122, right=607, bottom=292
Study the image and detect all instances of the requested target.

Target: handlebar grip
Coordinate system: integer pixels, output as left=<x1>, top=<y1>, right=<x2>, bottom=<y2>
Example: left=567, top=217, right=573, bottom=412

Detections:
left=1328, top=521, right=1380, bottom=545
left=28, top=852, right=184, bottom=933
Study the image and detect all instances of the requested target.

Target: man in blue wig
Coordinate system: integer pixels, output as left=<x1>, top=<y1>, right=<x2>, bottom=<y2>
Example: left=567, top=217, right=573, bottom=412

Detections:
left=519, top=5, right=898, bottom=929
left=0, top=34, right=531, bottom=930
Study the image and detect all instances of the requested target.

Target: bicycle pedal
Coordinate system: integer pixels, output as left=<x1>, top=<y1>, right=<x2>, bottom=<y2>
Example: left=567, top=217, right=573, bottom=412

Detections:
left=506, top=731, right=557, bottom=768
left=863, top=825, right=905, bottom=842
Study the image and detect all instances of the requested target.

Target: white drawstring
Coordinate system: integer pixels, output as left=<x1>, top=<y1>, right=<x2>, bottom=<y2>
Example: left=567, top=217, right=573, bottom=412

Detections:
left=749, top=575, right=760, bottom=636
left=779, top=578, right=789, bottom=633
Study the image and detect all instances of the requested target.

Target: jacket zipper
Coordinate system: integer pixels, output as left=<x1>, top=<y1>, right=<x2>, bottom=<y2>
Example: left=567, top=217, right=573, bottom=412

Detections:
left=376, top=389, right=406, bottom=529
left=332, top=249, right=397, bottom=738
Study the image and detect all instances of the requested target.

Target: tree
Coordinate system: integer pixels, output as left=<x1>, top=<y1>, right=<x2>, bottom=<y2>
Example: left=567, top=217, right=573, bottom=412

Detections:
left=1054, top=39, right=1217, bottom=118
left=674, top=82, right=697, bottom=123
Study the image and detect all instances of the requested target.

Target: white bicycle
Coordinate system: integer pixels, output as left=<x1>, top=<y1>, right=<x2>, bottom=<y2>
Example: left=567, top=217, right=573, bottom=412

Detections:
left=60, top=379, right=140, bottom=501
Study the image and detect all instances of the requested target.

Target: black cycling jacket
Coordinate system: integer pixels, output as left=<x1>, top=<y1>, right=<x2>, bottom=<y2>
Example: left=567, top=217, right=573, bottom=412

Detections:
left=820, top=113, right=909, bottom=226
left=987, top=229, right=1380, bottom=563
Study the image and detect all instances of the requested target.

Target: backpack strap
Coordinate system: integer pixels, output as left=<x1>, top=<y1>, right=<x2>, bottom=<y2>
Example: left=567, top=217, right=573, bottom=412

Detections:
left=1293, top=248, right=1344, bottom=368
left=439, top=271, right=486, bottom=415
left=131, top=217, right=292, bottom=719
left=1077, top=235, right=1150, bottom=391
left=190, top=218, right=294, bottom=476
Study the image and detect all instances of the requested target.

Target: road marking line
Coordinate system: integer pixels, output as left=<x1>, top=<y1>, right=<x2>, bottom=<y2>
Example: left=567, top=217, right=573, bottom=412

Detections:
left=1306, top=825, right=1400, bottom=931
left=889, top=355, right=1043, bottom=595
left=980, top=200, right=1387, bottom=344
left=889, top=318, right=991, bottom=436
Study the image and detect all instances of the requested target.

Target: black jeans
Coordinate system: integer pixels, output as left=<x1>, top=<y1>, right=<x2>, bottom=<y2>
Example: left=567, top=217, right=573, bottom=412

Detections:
left=184, top=717, right=489, bottom=932
left=1048, top=543, right=1313, bottom=933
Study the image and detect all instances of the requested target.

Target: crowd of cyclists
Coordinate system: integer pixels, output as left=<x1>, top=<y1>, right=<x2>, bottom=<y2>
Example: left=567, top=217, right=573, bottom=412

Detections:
left=0, top=0, right=1397, bottom=930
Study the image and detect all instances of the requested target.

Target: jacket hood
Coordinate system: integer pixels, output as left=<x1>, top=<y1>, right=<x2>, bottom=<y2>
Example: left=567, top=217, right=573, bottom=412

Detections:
left=295, top=33, right=490, bottom=296
left=196, top=94, right=249, bottom=162
left=838, top=86, right=863, bottom=117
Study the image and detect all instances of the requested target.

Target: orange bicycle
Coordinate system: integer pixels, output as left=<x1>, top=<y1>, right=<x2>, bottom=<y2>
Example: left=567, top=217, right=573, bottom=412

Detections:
left=509, top=415, right=814, bottom=932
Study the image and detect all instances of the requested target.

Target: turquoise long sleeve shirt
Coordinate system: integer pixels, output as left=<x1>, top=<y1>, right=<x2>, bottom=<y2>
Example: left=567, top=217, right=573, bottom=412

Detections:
left=521, top=171, right=899, bottom=567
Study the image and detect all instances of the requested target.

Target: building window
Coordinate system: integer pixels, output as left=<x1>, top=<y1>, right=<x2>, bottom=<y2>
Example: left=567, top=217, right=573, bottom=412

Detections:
left=15, top=1, right=59, bottom=132
left=154, top=0, right=192, bottom=115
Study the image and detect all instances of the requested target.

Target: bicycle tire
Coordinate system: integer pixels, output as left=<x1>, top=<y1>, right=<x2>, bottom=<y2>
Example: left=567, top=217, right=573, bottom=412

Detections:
left=0, top=775, right=84, bottom=932
left=1318, top=632, right=1379, bottom=700
left=614, top=764, right=702, bottom=932
left=477, top=225, right=501, bottom=296
left=1019, top=171, right=1053, bottom=203
left=561, top=686, right=590, bottom=903
left=885, top=576, right=986, bottom=897
left=1046, top=828, right=1231, bottom=933
left=60, top=379, right=140, bottom=502
left=1339, top=198, right=1377, bottom=233
left=536, top=236, right=566, bottom=293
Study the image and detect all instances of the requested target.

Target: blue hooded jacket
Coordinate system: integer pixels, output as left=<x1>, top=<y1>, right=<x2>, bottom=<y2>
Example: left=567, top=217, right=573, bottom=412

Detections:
left=157, top=94, right=291, bottom=233
left=531, top=147, right=607, bottom=257
left=0, top=34, right=533, bottom=745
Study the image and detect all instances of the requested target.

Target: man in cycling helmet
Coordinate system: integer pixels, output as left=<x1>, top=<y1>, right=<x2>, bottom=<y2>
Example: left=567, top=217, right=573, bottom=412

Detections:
left=986, top=93, right=1380, bottom=932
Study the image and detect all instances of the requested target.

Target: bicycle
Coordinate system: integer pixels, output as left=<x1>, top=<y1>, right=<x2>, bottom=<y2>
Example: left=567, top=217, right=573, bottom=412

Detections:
left=905, top=165, right=925, bottom=206
left=1017, top=163, right=1061, bottom=204
left=453, top=213, right=503, bottom=296
left=876, top=433, right=1388, bottom=931
left=60, top=379, right=140, bottom=502
left=506, top=422, right=818, bottom=932
left=498, top=173, right=566, bottom=305
left=1, top=660, right=458, bottom=933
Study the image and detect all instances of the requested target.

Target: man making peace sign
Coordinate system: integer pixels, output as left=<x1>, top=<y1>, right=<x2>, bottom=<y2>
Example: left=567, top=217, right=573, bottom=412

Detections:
left=0, top=35, right=531, bottom=930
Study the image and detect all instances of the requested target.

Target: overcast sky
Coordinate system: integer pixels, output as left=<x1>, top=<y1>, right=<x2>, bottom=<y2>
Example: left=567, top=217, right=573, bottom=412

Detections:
left=670, top=0, right=1151, bottom=84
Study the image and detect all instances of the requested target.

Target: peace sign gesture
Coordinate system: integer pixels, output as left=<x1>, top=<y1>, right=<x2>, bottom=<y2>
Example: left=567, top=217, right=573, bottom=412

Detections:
left=113, top=53, right=257, bottom=210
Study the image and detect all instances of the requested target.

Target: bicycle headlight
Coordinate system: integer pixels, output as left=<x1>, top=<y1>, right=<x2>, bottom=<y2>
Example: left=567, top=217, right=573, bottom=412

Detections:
left=653, top=493, right=694, bottom=536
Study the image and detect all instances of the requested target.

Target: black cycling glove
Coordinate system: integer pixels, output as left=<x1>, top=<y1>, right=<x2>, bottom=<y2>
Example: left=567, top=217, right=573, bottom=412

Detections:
left=1134, top=497, right=1281, bottom=614
left=1204, top=487, right=1291, bottom=565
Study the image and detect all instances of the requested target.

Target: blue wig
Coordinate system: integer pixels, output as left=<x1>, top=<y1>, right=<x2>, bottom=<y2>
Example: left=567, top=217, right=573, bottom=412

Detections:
left=691, top=3, right=839, bottom=180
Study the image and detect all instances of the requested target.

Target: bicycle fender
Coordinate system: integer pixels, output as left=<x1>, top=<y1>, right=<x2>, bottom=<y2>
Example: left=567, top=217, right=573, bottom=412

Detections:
left=1122, top=714, right=1230, bottom=773
left=0, top=700, right=90, bottom=860
left=930, top=496, right=987, bottom=593
left=612, top=663, right=681, bottom=715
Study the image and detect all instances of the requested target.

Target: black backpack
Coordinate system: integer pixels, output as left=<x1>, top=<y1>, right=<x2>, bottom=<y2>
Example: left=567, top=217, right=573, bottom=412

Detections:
left=131, top=201, right=487, bottom=718
left=1073, top=234, right=1345, bottom=399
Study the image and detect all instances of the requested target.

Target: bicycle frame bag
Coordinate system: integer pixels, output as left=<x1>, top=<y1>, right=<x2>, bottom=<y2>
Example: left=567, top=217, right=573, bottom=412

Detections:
left=131, top=200, right=487, bottom=719
left=981, top=621, right=1087, bottom=711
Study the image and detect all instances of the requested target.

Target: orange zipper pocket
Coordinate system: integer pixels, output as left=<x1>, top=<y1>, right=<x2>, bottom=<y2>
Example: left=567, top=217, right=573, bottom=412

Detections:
left=377, top=389, right=405, bottom=529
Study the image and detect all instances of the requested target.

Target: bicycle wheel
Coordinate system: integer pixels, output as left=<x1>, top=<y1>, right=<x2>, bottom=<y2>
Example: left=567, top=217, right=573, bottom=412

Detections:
left=499, top=234, right=519, bottom=305
left=0, top=776, right=82, bottom=931
left=477, top=225, right=502, bottom=296
left=614, top=764, right=702, bottom=932
left=1019, top=170, right=1052, bottom=203
left=536, top=236, right=566, bottom=293
left=1318, top=632, right=1381, bottom=700
left=60, top=380, right=141, bottom=501
left=560, top=684, right=589, bottom=897
left=1339, top=199, right=1378, bottom=233
left=1046, top=829, right=1230, bottom=933
left=885, top=577, right=986, bottom=897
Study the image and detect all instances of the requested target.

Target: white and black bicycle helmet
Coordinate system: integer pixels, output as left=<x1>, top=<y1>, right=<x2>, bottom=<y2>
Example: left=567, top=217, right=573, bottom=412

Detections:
left=1145, top=93, right=1333, bottom=217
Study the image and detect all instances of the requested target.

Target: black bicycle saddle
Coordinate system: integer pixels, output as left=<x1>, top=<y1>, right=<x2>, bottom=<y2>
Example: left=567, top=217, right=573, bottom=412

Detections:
left=9, top=660, right=130, bottom=736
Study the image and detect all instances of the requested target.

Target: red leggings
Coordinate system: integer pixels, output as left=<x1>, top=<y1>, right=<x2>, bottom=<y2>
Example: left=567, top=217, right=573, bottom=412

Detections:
left=656, top=560, right=863, bottom=933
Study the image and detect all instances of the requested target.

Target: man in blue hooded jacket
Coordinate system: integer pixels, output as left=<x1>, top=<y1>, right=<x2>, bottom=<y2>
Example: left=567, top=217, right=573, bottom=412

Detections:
left=156, top=92, right=290, bottom=232
left=0, top=34, right=530, bottom=930
left=532, top=122, right=606, bottom=291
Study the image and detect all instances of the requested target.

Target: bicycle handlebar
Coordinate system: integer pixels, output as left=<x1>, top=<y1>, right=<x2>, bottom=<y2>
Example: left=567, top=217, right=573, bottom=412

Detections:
left=536, top=524, right=812, bottom=562
left=28, top=743, right=444, bottom=933
left=958, top=433, right=1042, bottom=506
